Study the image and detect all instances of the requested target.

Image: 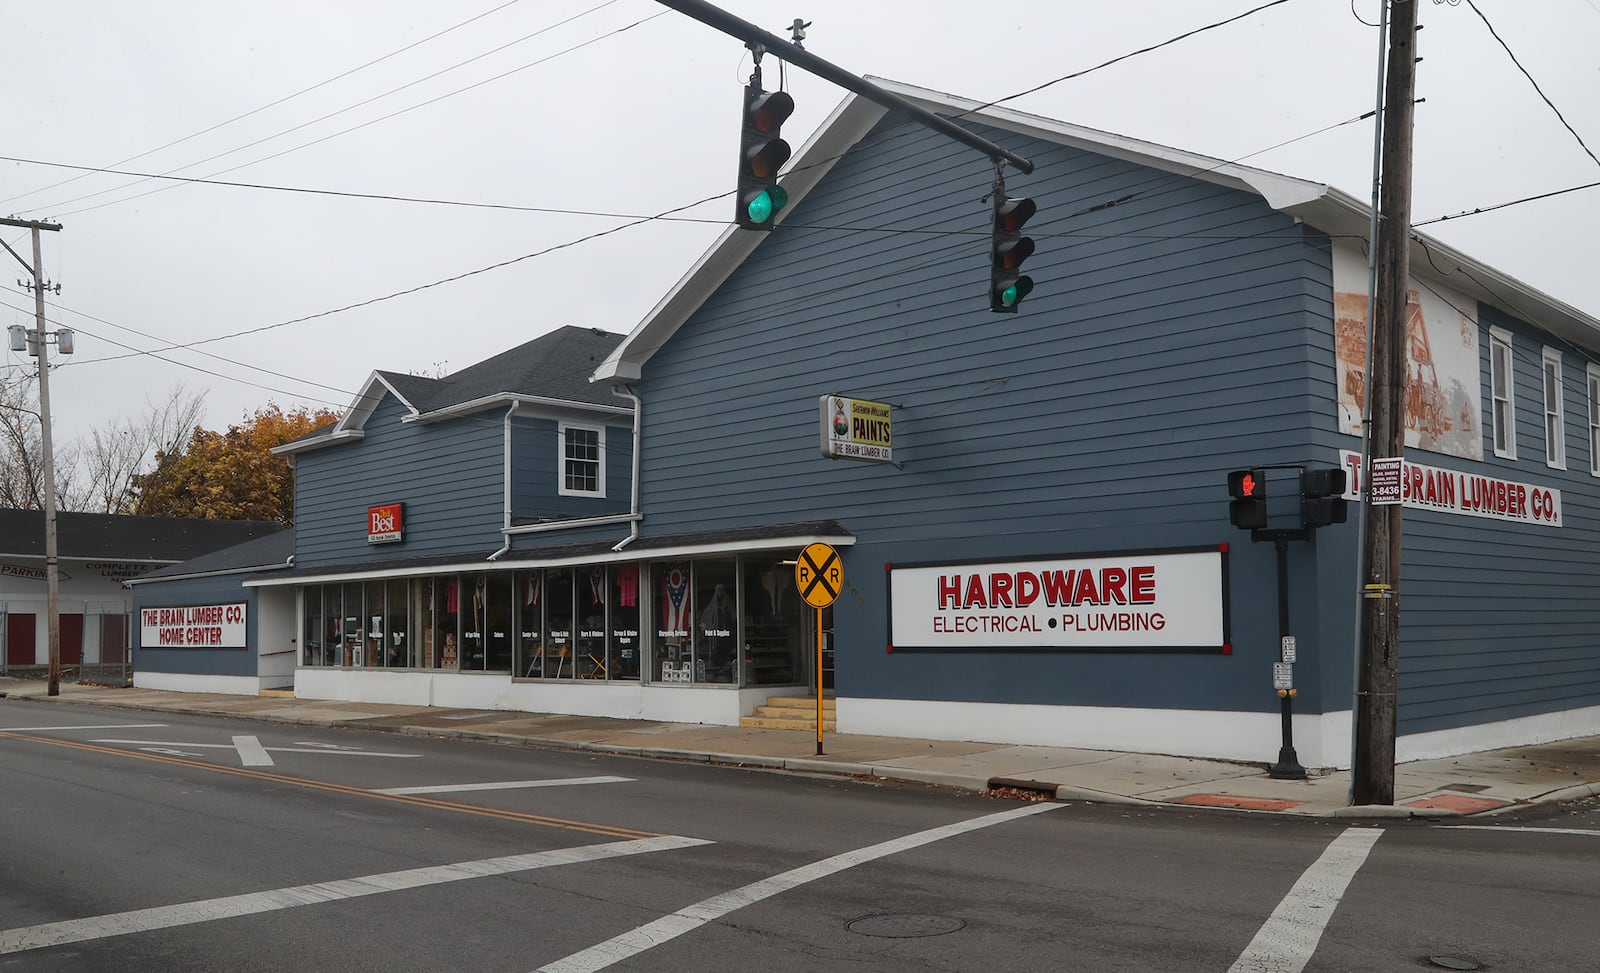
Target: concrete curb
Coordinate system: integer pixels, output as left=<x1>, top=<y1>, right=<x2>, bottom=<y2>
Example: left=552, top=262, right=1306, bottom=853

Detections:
left=1320, top=804, right=1459, bottom=819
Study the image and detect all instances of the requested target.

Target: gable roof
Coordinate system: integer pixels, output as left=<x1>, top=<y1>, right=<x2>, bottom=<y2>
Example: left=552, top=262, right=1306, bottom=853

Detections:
left=125, top=530, right=295, bottom=585
left=277, top=326, right=630, bottom=455
left=593, top=77, right=1600, bottom=384
left=0, top=509, right=286, bottom=562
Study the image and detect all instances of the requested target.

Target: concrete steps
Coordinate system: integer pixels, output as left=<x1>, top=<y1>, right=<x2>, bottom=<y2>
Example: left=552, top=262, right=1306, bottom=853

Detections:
left=741, top=695, right=835, bottom=732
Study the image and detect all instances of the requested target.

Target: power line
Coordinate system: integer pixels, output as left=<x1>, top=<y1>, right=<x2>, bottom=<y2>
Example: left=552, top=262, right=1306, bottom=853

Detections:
left=1464, top=0, right=1600, bottom=169
left=0, top=0, right=537, bottom=210
left=1415, top=178, right=1600, bottom=226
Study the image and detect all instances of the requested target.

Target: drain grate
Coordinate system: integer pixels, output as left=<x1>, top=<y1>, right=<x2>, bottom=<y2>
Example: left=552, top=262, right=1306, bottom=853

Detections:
left=846, top=914, right=965, bottom=939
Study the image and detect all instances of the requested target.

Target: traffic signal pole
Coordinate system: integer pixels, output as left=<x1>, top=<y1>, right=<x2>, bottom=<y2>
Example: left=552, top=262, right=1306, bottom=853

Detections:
left=1353, top=0, right=1419, bottom=807
left=653, top=0, right=1034, bottom=175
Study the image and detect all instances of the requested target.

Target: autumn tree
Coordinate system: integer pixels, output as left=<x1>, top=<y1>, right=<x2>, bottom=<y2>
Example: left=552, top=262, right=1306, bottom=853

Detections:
left=132, top=403, right=341, bottom=524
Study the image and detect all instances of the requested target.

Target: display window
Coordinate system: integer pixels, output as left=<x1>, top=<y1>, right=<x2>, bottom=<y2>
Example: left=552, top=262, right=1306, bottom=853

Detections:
left=742, top=556, right=804, bottom=686
left=459, top=573, right=486, bottom=671
left=485, top=573, right=513, bottom=672
left=577, top=565, right=607, bottom=678
left=651, top=561, right=693, bottom=683
left=386, top=578, right=410, bottom=667
left=514, top=570, right=542, bottom=677
left=544, top=568, right=576, bottom=679
left=609, top=563, right=641, bottom=680
left=303, top=586, right=326, bottom=666
left=363, top=579, right=386, bottom=667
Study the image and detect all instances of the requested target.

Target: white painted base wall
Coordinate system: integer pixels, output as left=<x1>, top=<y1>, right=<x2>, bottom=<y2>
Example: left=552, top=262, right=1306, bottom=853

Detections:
left=134, top=671, right=264, bottom=696
left=293, top=669, right=780, bottom=726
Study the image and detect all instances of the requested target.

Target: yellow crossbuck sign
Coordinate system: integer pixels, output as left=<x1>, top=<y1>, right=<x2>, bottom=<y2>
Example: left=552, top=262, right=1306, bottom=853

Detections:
left=795, top=542, right=841, bottom=608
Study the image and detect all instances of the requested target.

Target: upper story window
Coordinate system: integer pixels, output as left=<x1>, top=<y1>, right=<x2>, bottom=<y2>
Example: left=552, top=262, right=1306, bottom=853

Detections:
left=1490, top=327, right=1515, bottom=459
left=1542, top=346, right=1565, bottom=470
left=1588, top=363, right=1600, bottom=477
left=559, top=423, right=605, bottom=497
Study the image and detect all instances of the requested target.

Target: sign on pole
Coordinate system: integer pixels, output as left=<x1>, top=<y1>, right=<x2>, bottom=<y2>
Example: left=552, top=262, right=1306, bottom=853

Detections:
left=795, top=542, right=840, bottom=756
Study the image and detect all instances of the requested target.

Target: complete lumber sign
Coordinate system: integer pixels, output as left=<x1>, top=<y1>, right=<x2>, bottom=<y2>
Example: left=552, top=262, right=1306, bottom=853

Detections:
left=795, top=542, right=841, bottom=608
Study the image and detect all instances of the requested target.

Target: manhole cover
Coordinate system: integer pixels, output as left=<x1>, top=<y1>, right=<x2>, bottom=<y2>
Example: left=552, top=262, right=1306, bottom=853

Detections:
left=1428, top=957, right=1480, bottom=971
left=846, top=914, right=965, bottom=938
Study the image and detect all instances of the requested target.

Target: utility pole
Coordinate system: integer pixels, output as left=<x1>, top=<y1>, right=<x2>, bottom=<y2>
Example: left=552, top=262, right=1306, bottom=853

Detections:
left=1353, top=0, right=1419, bottom=805
left=1, top=217, right=65, bottom=696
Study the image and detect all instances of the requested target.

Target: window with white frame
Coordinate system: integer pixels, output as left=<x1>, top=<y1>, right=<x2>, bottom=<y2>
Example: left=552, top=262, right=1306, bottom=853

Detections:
left=1589, top=363, right=1600, bottom=477
left=559, top=423, right=604, bottom=497
left=1542, top=346, right=1565, bottom=469
left=1490, top=328, right=1515, bottom=459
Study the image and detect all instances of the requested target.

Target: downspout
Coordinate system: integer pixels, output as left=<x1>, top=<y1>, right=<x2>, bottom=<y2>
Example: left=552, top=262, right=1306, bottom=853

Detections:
left=611, top=384, right=643, bottom=551
left=487, top=401, right=518, bottom=561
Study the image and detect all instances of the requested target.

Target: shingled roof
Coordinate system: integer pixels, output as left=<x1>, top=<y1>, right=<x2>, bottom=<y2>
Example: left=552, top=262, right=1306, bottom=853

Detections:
left=377, top=326, right=625, bottom=414
left=0, top=509, right=286, bottom=562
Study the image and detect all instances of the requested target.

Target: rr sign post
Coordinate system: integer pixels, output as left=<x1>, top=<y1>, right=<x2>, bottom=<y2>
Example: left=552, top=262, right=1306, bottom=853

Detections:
left=795, top=542, right=840, bottom=755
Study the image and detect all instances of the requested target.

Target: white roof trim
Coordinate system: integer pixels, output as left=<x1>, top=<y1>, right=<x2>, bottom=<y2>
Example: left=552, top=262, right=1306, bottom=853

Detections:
left=593, top=77, right=1600, bottom=384
left=244, top=531, right=856, bottom=587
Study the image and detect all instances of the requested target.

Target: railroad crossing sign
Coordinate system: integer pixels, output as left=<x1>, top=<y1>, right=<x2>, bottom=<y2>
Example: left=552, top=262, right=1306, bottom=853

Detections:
left=795, top=542, right=841, bottom=608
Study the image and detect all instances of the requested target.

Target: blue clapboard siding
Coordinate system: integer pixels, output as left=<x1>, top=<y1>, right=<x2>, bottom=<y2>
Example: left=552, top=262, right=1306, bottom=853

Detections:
left=293, top=394, right=504, bottom=565
left=634, top=115, right=1340, bottom=714
left=509, top=415, right=634, bottom=520
left=1392, top=305, right=1600, bottom=735
left=131, top=577, right=258, bottom=676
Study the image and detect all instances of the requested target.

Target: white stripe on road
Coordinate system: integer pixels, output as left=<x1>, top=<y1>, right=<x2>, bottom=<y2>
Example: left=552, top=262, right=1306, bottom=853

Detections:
left=1444, top=825, right=1600, bottom=837
left=90, top=739, right=418, bottom=757
left=0, top=724, right=167, bottom=732
left=232, top=735, right=273, bottom=767
left=0, top=835, right=708, bottom=955
left=1228, top=827, right=1383, bottom=973
left=536, top=801, right=1067, bottom=973
left=375, top=776, right=632, bottom=795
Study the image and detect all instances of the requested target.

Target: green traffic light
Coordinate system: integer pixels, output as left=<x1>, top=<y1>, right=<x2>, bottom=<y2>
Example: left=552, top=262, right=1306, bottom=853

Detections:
left=1001, top=276, right=1034, bottom=308
left=745, top=186, right=789, bottom=225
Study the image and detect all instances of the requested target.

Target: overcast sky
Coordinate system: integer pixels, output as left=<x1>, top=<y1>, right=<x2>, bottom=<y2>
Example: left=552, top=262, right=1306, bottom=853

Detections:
left=5, top=0, right=1598, bottom=447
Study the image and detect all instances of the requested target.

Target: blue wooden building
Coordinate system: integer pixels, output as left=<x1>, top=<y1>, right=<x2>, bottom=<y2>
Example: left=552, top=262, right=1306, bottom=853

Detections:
left=131, top=81, right=1600, bottom=769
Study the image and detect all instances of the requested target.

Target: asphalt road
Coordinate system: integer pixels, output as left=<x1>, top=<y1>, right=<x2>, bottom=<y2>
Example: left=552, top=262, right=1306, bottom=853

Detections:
left=2, top=699, right=1598, bottom=972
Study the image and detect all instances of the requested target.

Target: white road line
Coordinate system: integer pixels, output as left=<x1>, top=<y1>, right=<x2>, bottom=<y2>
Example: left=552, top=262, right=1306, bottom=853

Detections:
left=535, top=801, right=1067, bottom=973
left=232, top=735, right=273, bottom=767
left=1444, top=825, right=1600, bottom=837
left=0, top=724, right=167, bottom=732
left=90, top=739, right=418, bottom=758
left=0, top=835, right=708, bottom=955
left=374, top=776, right=633, bottom=795
left=1228, top=827, right=1383, bottom=973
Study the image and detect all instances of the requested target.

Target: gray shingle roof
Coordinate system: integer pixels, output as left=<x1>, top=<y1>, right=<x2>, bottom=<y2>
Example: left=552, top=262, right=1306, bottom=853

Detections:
left=126, top=530, right=295, bottom=583
left=0, top=509, right=287, bottom=561
left=388, top=326, right=626, bottom=415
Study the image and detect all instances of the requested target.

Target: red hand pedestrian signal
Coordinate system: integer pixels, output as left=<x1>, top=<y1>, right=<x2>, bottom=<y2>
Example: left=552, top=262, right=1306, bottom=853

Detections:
left=1240, top=473, right=1256, bottom=497
left=1227, top=469, right=1267, bottom=530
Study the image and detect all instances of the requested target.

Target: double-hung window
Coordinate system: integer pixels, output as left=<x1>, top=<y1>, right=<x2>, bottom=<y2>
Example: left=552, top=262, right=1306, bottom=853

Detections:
left=559, top=423, right=605, bottom=497
left=1490, top=327, right=1515, bottom=459
left=1542, top=346, right=1565, bottom=469
left=1589, top=363, right=1600, bottom=477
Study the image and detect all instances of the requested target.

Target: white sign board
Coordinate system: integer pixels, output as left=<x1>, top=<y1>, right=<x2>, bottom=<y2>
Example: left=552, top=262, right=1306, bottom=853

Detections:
left=1272, top=662, right=1294, bottom=690
left=820, top=395, right=893, bottom=463
left=1339, top=450, right=1561, bottom=526
left=1280, top=636, right=1297, bottom=663
left=140, top=602, right=248, bottom=649
left=1369, top=456, right=1404, bottom=505
left=888, top=548, right=1226, bottom=651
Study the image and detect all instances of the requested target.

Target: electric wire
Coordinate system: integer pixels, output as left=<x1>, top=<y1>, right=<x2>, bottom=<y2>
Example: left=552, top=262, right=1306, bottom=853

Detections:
left=0, top=0, right=539, bottom=210
left=1464, top=0, right=1600, bottom=169
left=1415, top=178, right=1600, bottom=226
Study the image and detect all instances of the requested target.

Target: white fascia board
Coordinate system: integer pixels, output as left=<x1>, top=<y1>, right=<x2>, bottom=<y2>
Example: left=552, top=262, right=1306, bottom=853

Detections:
left=416, top=392, right=631, bottom=423
left=126, top=563, right=288, bottom=585
left=245, top=532, right=856, bottom=588
left=591, top=92, right=889, bottom=386
left=272, top=371, right=405, bottom=455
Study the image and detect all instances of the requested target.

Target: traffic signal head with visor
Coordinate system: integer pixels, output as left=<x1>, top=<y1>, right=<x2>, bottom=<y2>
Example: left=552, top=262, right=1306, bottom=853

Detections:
left=1300, top=467, right=1349, bottom=529
left=737, top=86, right=795, bottom=230
left=990, top=194, right=1037, bottom=312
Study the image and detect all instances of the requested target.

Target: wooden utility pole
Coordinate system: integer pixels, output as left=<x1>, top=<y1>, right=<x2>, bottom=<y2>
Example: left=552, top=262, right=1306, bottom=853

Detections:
left=1353, top=0, right=1419, bottom=805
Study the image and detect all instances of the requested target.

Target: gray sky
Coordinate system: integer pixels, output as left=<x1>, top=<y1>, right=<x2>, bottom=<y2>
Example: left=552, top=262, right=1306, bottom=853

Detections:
left=5, top=0, right=1598, bottom=447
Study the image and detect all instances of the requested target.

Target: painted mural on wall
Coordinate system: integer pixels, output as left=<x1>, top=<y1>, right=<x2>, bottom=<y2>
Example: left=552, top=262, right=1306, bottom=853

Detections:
left=1333, top=246, right=1482, bottom=460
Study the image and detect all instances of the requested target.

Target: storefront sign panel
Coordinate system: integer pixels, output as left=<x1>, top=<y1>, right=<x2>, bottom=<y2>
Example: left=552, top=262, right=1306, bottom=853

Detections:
left=889, top=548, right=1226, bottom=651
left=820, top=395, right=893, bottom=463
left=140, top=602, right=248, bottom=649
left=1339, top=450, right=1561, bottom=526
left=367, top=502, right=404, bottom=544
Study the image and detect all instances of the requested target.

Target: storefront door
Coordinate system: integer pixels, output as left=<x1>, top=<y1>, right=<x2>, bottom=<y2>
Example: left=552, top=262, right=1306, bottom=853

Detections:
left=60, top=613, right=84, bottom=665
left=6, top=613, right=35, bottom=666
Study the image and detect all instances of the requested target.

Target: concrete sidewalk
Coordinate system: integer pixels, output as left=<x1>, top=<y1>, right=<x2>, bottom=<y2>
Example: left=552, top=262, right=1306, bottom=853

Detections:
left=5, top=677, right=1599, bottom=818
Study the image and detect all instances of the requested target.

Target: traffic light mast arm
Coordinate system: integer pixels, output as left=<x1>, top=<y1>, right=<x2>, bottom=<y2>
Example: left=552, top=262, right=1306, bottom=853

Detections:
left=654, top=0, right=1035, bottom=175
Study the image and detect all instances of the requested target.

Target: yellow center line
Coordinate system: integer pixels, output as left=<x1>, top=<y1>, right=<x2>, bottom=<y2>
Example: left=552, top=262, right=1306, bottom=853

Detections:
left=0, top=732, right=661, bottom=840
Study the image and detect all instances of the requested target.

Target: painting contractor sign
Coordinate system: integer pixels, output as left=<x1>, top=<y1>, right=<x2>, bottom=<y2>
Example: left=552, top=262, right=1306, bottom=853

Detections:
left=888, top=547, right=1227, bottom=652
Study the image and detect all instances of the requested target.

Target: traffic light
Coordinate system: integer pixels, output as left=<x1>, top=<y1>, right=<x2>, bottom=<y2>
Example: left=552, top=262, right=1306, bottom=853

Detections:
left=1227, top=469, right=1267, bottom=530
left=990, top=194, right=1037, bottom=312
left=1301, top=467, right=1349, bottom=528
left=736, top=84, right=795, bottom=230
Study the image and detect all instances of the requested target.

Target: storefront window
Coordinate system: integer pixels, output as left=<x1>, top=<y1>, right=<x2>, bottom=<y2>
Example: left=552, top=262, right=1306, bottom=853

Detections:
left=340, top=583, right=363, bottom=666
left=651, top=561, right=692, bottom=683
left=609, top=563, right=641, bottom=680
left=544, top=568, right=576, bottom=679
left=742, top=557, right=803, bottom=686
left=576, top=566, right=607, bottom=678
left=514, top=570, right=542, bottom=677
left=457, top=574, right=484, bottom=671
left=485, top=573, right=512, bottom=672
left=695, top=559, right=738, bottom=684
left=303, top=586, right=325, bottom=666
left=364, top=580, right=387, bottom=667
left=386, top=578, right=410, bottom=667
left=429, top=575, right=461, bottom=670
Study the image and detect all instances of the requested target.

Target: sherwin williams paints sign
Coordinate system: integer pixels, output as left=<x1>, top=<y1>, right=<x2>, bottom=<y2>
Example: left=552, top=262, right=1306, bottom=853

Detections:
left=888, top=547, right=1227, bottom=651
left=141, top=602, right=248, bottom=648
left=819, top=395, right=893, bottom=463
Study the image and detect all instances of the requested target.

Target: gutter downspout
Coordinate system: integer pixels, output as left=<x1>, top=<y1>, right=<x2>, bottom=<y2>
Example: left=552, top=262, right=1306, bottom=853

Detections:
left=487, top=402, right=519, bottom=561
left=611, top=384, right=643, bottom=551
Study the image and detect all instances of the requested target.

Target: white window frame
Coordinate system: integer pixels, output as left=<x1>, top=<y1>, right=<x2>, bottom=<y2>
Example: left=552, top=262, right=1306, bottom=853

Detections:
left=1542, top=346, right=1565, bottom=470
left=1588, top=363, right=1600, bottom=478
left=1490, top=326, right=1516, bottom=460
left=557, top=422, right=606, bottom=498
